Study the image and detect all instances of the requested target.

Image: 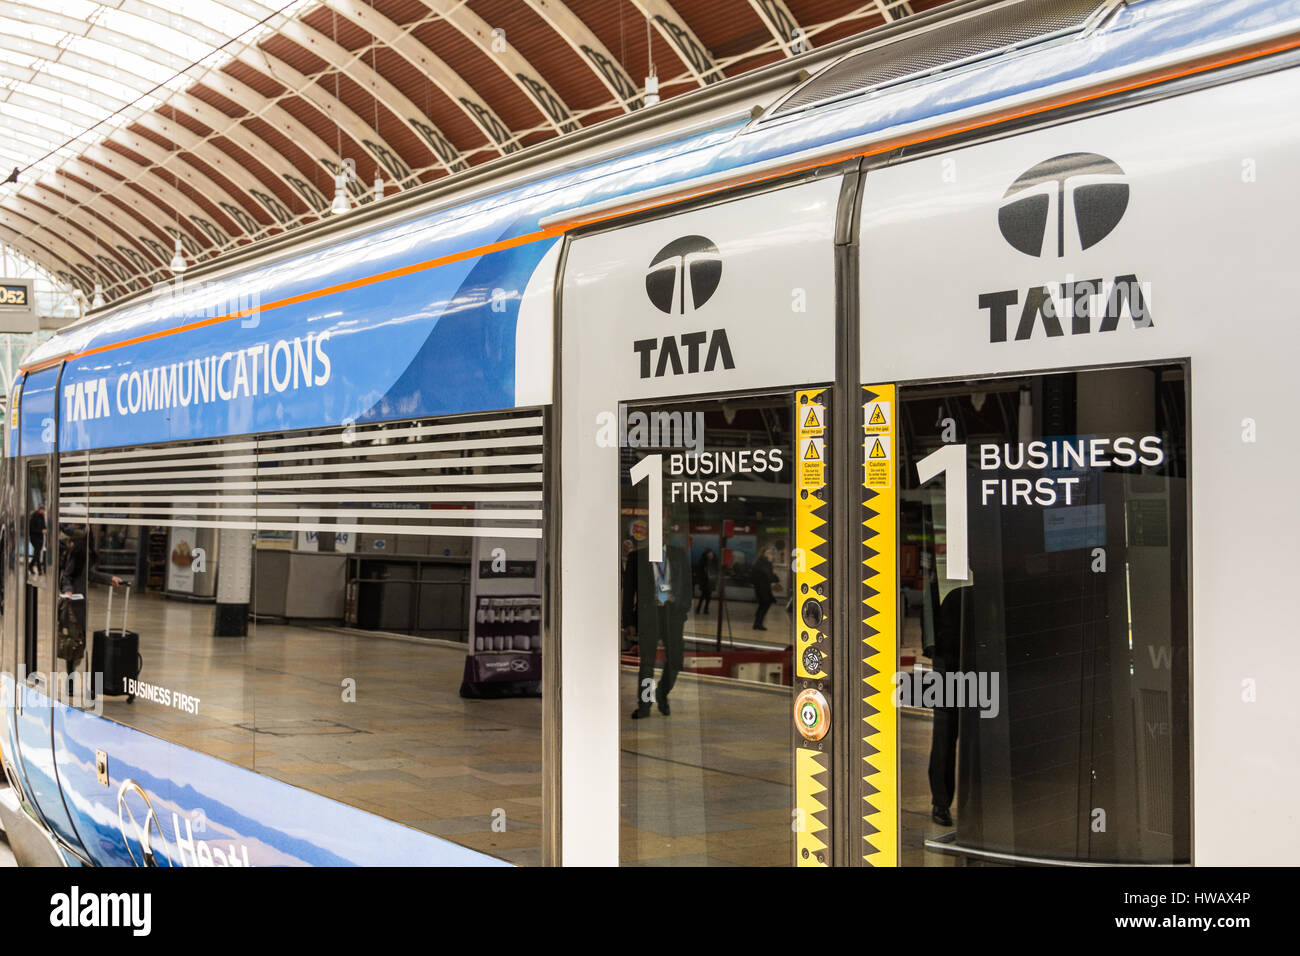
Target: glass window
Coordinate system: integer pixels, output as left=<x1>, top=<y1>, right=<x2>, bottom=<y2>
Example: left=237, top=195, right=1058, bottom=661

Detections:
left=23, top=463, right=51, bottom=686
left=896, top=364, right=1190, bottom=865
left=620, top=395, right=794, bottom=866
left=63, top=411, right=546, bottom=863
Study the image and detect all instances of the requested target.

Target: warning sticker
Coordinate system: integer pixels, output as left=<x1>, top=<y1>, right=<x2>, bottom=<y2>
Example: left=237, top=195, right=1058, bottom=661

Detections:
left=864, top=401, right=890, bottom=434
left=800, top=436, right=824, bottom=485
left=864, top=435, right=891, bottom=489
left=800, top=403, right=825, bottom=436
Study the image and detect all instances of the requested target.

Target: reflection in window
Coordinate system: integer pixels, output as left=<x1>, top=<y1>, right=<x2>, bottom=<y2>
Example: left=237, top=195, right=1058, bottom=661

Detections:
left=620, top=396, right=794, bottom=866
left=58, top=412, right=546, bottom=864
left=897, top=365, right=1189, bottom=865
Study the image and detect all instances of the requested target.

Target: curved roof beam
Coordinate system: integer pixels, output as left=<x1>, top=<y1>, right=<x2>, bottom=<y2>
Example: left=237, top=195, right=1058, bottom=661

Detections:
left=0, top=2, right=331, bottom=241
left=0, top=211, right=99, bottom=291
left=875, top=1, right=916, bottom=22
left=3, top=185, right=167, bottom=299
left=320, top=0, right=514, bottom=160
left=630, top=0, right=725, bottom=85
left=194, top=67, right=367, bottom=216
left=131, top=111, right=289, bottom=235
left=7, top=102, right=261, bottom=259
left=275, top=11, right=469, bottom=174
left=169, top=89, right=331, bottom=225
left=0, top=59, right=131, bottom=116
left=3, top=88, right=266, bottom=248
left=2, top=189, right=150, bottom=296
left=0, top=13, right=268, bottom=251
left=234, top=42, right=421, bottom=196
left=93, top=132, right=242, bottom=243
left=0, top=225, right=89, bottom=304
left=745, top=0, right=814, bottom=56
left=38, top=156, right=204, bottom=267
left=0, top=30, right=322, bottom=231
left=523, top=0, right=642, bottom=110
left=51, top=1, right=344, bottom=211
left=79, top=141, right=236, bottom=261
left=29, top=173, right=171, bottom=276
left=422, top=0, right=581, bottom=134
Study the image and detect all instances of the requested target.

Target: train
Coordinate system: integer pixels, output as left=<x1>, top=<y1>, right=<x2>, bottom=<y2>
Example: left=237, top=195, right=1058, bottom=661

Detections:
left=2, top=0, right=1299, bottom=867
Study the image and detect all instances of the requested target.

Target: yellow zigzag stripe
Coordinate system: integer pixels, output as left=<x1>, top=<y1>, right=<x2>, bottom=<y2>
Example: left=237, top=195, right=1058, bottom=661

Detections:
left=861, top=384, right=898, bottom=867
left=794, top=389, right=830, bottom=867
left=796, top=747, right=829, bottom=867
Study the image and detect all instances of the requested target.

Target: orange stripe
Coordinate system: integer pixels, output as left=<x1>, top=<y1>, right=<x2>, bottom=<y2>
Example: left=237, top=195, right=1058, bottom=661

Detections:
left=20, top=226, right=563, bottom=374
left=556, top=33, right=1300, bottom=231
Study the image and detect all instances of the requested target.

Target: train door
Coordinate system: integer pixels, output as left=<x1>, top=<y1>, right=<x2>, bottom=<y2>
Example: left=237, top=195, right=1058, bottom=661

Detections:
left=10, top=365, right=87, bottom=857
left=848, top=81, right=1254, bottom=864
left=0, top=421, right=36, bottom=807
left=557, top=169, right=854, bottom=865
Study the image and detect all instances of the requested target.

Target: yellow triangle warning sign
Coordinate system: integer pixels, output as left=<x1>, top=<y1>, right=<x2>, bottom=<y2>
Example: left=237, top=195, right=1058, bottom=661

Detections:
left=869, top=438, right=887, bottom=460
left=803, top=406, right=821, bottom=429
left=868, top=404, right=887, bottom=426
left=804, top=441, right=821, bottom=461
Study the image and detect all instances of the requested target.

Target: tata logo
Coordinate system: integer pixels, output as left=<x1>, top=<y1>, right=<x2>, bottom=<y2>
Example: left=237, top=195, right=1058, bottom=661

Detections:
left=636, top=235, right=734, bottom=378
left=981, top=152, right=1152, bottom=343
left=645, top=235, right=721, bottom=314
left=998, top=153, right=1129, bottom=258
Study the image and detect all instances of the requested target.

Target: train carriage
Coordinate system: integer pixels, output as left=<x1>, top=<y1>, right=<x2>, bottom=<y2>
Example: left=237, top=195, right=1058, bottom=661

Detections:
left=1, top=0, right=1298, bottom=867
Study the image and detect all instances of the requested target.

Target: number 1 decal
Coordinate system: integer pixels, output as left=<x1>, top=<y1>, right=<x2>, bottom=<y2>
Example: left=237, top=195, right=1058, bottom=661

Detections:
left=630, top=454, right=663, bottom=562
left=915, top=444, right=969, bottom=581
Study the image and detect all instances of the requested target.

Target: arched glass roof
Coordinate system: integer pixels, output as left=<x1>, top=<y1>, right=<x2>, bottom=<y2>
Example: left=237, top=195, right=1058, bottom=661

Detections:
left=0, top=0, right=935, bottom=316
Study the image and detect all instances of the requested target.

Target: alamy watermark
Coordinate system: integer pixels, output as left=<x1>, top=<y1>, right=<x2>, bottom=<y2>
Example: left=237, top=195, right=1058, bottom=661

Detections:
left=595, top=406, right=704, bottom=452
left=892, top=665, right=1000, bottom=719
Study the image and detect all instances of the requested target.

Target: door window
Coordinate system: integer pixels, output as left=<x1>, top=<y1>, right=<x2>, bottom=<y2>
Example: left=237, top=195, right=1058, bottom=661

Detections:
left=619, top=394, right=795, bottom=866
left=895, top=364, right=1190, bottom=864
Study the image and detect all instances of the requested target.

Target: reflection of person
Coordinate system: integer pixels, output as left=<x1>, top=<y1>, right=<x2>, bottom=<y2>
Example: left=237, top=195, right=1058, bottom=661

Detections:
left=927, top=586, right=971, bottom=828
left=57, top=527, right=88, bottom=673
left=620, top=539, right=637, bottom=651
left=28, top=505, right=45, bottom=573
left=695, top=548, right=718, bottom=614
left=751, top=546, right=779, bottom=631
left=627, top=539, right=692, bottom=719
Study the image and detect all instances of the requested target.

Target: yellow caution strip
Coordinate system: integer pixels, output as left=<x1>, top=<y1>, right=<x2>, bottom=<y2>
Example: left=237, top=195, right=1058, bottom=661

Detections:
left=794, top=388, right=830, bottom=866
left=796, top=746, right=830, bottom=865
left=861, top=384, right=898, bottom=867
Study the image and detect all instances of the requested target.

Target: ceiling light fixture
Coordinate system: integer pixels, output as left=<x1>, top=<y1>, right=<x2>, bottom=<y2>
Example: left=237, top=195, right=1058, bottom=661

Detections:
left=169, top=237, right=187, bottom=273
left=331, top=173, right=351, bottom=215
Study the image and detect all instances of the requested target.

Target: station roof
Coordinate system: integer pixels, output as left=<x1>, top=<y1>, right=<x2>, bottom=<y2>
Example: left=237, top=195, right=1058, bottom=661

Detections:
left=0, top=0, right=946, bottom=312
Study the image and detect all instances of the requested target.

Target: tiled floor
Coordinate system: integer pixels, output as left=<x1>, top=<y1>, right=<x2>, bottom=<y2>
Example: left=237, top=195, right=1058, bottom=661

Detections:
left=84, top=585, right=542, bottom=866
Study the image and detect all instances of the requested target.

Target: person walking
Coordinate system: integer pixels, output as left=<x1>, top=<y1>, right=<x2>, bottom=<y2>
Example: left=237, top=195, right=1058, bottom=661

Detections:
left=751, top=546, right=779, bottom=631
left=695, top=548, right=718, bottom=615
left=627, top=535, right=692, bottom=719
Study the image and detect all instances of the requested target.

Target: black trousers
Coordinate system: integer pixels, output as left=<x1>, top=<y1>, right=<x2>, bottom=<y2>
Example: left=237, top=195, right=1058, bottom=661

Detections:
left=753, top=589, right=774, bottom=627
left=928, top=655, right=959, bottom=810
left=696, top=584, right=712, bottom=614
left=636, top=607, right=684, bottom=712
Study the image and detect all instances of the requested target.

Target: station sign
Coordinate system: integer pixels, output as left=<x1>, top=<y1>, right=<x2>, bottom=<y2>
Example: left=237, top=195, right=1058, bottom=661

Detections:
left=0, top=278, right=37, bottom=333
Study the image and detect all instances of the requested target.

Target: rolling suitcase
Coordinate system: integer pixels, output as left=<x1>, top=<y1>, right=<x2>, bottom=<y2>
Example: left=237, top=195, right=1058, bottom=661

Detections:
left=92, top=584, right=141, bottom=702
